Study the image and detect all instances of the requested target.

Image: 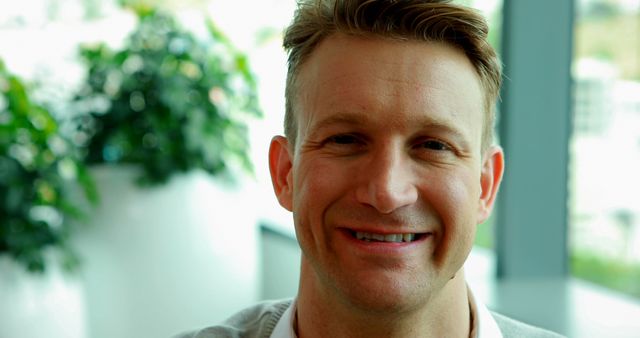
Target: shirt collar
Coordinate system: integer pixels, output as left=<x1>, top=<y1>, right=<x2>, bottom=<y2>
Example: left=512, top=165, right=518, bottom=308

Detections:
left=468, top=285, right=504, bottom=338
left=270, top=286, right=503, bottom=338
left=270, top=298, right=297, bottom=338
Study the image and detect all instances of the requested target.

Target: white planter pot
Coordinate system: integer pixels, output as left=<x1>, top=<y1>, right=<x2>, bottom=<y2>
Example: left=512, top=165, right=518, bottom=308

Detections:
left=75, top=166, right=260, bottom=338
left=0, top=254, right=87, bottom=338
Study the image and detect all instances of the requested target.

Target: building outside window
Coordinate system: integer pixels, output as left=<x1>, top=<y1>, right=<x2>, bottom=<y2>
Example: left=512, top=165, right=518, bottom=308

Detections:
left=570, top=0, right=640, bottom=299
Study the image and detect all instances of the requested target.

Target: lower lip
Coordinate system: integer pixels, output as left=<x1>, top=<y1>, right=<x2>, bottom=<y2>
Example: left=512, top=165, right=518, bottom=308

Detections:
left=339, top=229, right=431, bottom=254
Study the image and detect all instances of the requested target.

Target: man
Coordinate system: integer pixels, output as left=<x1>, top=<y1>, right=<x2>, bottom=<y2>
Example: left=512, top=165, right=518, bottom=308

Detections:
left=177, top=0, right=565, bottom=337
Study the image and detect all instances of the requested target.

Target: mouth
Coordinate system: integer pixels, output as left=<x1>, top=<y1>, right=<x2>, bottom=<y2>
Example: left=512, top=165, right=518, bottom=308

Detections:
left=348, top=230, right=429, bottom=243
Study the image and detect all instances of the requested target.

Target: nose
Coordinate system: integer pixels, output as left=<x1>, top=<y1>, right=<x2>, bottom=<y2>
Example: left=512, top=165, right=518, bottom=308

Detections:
left=355, top=145, right=419, bottom=214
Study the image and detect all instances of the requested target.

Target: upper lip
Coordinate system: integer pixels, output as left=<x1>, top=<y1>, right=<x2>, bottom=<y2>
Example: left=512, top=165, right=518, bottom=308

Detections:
left=343, top=227, right=431, bottom=235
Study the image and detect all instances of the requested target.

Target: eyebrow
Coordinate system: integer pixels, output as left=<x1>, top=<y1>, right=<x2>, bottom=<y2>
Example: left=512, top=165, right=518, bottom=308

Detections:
left=309, top=112, right=365, bottom=132
left=308, top=110, right=473, bottom=151
left=415, top=119, right=469, bottom=141
left=312, top=111, right=465, bottom=135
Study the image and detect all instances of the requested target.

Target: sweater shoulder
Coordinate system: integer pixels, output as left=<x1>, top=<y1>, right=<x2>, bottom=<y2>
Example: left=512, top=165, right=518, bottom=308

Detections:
left=492, top=312, right=566, bottom=338
left=174, top=299, right=292, bottom=338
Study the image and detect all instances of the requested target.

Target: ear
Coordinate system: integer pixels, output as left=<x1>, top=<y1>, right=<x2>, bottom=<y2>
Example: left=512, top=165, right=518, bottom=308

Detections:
left=269, top=135, right=294, bottom=211
left=477, top=145, right=505, bottom=224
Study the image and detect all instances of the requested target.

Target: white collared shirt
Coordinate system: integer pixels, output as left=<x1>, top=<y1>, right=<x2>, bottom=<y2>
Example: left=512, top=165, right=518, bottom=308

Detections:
left=270, top=286, right=503, bottom=338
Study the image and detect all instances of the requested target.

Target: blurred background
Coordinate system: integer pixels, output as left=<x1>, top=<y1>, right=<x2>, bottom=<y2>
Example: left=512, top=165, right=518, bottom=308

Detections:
left=0, top=0, right=639, bottom=337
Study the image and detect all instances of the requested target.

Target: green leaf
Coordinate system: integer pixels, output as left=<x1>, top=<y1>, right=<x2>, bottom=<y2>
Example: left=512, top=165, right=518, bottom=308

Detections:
left=73, top=9, right=262, bottom=186
left=1, top=58, right=98, bottom=275
left=77, top=164, right=99, bottom=205
left=7, top=77, right=31, bottom=116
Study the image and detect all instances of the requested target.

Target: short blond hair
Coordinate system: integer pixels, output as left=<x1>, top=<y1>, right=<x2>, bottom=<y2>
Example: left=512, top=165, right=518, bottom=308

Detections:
left=283, top=0, right=502, bottom=150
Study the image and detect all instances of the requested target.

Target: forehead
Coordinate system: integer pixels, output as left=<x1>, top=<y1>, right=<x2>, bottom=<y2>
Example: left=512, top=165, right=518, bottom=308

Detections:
left=294, top=34, right=484, bottom=137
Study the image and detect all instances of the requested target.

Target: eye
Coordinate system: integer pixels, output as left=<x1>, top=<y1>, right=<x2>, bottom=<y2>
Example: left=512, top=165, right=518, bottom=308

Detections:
left=323, top=133, right=367, bottom=146
left=418, top=139, right=451, bottom=151
left=327, top=134, right=360, bottom=145
left=320, top=133, right=367, bottom=155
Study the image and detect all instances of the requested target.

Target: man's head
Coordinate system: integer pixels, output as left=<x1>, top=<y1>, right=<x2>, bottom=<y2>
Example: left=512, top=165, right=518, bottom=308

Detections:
left=283, top=0, right=502, bottom=151
left=269, top=0, right=505, bottom=326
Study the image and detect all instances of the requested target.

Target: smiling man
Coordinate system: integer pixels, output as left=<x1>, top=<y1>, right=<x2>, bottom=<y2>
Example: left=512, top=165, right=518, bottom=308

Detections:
left=177, top=1, right=564, bottom=337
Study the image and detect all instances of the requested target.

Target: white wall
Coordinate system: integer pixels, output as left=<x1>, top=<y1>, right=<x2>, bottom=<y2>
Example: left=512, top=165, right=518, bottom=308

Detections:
left=260, top=225, right=300, bottom=300
left=75, top=166, right=261, bottom=338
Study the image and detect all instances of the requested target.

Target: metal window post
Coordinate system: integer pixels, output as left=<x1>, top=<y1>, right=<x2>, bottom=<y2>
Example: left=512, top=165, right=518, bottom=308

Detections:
left=496, top=0, right=575, bottom=279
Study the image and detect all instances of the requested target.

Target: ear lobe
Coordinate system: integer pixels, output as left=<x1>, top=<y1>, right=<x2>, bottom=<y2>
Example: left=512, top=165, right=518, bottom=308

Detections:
left=269, top=136, right=294, bottom=211
left=477, top=145, right=505, bottom=223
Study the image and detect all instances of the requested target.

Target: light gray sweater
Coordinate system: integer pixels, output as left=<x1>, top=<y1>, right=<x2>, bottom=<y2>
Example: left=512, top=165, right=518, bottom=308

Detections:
left=175, top=299, right=565, bottom=338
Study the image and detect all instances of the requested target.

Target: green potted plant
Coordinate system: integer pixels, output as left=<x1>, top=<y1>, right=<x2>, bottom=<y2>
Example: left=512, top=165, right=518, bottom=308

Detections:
left=69, top=7, right=264, bottom=337
left=73, top=6, right=260, bottom=185
left=0, top=58, right=96, bottom=338
left=0, top=59, right=97, bottom=274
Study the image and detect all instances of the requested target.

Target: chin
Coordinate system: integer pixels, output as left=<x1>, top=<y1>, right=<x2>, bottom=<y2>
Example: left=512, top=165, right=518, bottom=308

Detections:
left=338, top=275, right=434, bottom=315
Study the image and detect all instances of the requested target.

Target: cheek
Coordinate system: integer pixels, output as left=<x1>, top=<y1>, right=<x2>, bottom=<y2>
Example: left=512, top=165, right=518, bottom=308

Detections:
left=427, top=170, right=480, bottom=263
left=292, top=159, right=342, bottom=209
left=292, top=159, right=358, bottom=269
left=428, top=169, right=479, bottom=221
left=291, top=159, right=349, bottom=240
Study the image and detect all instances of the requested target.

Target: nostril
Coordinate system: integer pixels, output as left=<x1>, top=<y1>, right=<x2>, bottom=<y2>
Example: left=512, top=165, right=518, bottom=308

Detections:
left=368, top=185, right=419, bottom=214
left=354, top=153, right=418, bottom=213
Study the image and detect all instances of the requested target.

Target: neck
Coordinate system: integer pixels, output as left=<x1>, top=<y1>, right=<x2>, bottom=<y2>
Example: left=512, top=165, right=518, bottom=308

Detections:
left=295, top=262, right=471, bottom=338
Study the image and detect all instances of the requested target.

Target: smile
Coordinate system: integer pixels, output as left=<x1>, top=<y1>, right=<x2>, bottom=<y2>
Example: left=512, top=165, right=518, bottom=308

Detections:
left=351, top=231, right=426, bottom=243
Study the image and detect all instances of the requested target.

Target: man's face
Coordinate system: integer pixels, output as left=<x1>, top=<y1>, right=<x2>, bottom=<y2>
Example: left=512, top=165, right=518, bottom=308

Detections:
left=270, top=34, right=503, bottom=312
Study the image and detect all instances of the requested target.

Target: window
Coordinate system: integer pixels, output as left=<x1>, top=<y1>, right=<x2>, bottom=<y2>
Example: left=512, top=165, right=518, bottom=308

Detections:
left=570, top=0, right=640, bottom=299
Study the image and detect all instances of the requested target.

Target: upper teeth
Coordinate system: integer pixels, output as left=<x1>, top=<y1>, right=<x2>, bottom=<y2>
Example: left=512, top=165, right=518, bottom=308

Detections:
left=355, top=232, right=416, bottom=243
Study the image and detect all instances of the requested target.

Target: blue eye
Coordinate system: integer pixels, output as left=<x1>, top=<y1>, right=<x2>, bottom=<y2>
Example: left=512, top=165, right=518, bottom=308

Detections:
left=321, top=133, right=367, bottom=156
left=420, top=140, right=450, bottom=151
left=328, top=134, right=359, bottom=145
